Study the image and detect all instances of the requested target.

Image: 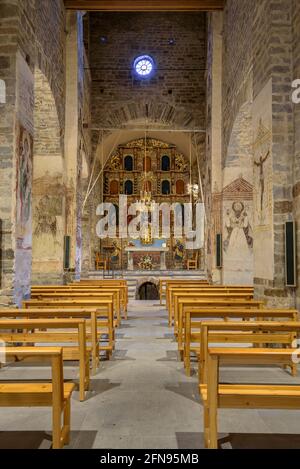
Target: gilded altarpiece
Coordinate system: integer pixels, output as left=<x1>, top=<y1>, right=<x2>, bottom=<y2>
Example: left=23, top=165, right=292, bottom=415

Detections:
left=101, top=138, right=191, bottom=270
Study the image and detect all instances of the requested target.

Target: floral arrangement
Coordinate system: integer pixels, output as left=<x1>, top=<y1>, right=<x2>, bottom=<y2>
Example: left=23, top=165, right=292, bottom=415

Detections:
left=138, top=255, right=153, bottom=270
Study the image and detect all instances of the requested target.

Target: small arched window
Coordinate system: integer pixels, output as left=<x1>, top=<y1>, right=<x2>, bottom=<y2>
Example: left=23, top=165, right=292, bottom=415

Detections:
left=124, top=155, right=133, bottom=171
left=162, top=180, right=171, bottom=195
left=161, top=155, right=170, bottom=172
left=176, top=180, right=185, bottom=195
left=124, top=180, right=133, bottom=195
left=110, top=180, right=119, bottom=195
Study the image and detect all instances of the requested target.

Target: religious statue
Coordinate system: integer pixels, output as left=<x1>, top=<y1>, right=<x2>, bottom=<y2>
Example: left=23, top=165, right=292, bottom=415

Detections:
left=111, top=241, right=121, bottom=262
left=174, top=240, right=185, bottom=263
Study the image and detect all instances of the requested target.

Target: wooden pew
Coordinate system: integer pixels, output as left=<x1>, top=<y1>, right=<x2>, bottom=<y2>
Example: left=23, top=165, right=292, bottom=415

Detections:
left=0, top=308, right=103, bottom=373
left=0, top=347, right=75, bottom=449
left=170, top=288, right=254, bottom=328
left=29, top=291, right=121, bottom=326
left=0, top=319, right=89, bottom=401
left=22, top=300, right=115, bottom=360
left=160, top=278, right=209, bottom=305
left=74, top=280, right=128, bottom=312
left=32, top=285, right=128, bottom=319
left=199, top=321, right=300, bottom=383
left=175, top=295, right=259, bottom=340
left=183, top=307, right=298, bottom=376
left=165, top=280, right=210, bottom=311
left=201, top=348, right=300, bottom=449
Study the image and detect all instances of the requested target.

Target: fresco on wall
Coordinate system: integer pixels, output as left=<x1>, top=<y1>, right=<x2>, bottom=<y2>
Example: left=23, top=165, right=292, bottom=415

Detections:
left=16, top=125, right=33, bottom=249
left=32, top=173, right=64, bottom=265
left=253, top=119, right=272, bottom=227
left=222, top=177, right=253, bottom=284
left=252, top=78, right=274, bottom=281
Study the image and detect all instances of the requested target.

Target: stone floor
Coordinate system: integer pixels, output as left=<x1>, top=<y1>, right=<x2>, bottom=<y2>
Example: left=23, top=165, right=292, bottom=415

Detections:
left=1, top=300, right=300, bottom=449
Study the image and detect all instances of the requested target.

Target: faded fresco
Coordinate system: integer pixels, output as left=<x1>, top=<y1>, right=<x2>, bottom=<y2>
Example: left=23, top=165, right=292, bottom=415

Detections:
left=222, top=178, right=253, bottom=284
left=252, top=78, right=274, bottom=281
left=32, top=172, right=64, bottom=270
left=16, top=125, right=33, bottom=249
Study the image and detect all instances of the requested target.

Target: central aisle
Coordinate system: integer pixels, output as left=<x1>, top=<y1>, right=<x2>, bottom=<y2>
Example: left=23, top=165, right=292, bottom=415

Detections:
left=74, top=300, right=202, bottom=449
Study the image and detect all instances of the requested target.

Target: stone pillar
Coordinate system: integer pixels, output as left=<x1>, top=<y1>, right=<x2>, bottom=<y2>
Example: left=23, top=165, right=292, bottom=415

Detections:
left=206, top=12, right=223, bottom=284
left=65, top=11, right=84, bottom=276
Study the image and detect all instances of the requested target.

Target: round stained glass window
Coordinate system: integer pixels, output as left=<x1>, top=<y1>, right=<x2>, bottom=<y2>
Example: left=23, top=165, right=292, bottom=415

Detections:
left=134, top=55, right=155, bottom=78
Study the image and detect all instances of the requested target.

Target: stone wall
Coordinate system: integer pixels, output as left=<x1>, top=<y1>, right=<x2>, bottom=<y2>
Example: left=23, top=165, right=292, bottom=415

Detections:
left=0, top=0, right=18, bottom=303
left=0, top=0, right=66, bottom=303
left=292, top=0, right=300, bottom=308
left=88, top=12, right=207, bottom=155
left=218, top=0, right=299, bottom=305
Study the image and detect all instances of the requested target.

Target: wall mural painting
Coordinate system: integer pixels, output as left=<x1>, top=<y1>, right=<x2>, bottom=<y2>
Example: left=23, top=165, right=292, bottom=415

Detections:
left=34, top=195, right=62, bottom=238
left=222, top=177, right=253, bottom=283
left=224, top=201, right=253, bottom=254
left=252, top=78, right=274, bottom=281
left=33, top=173, right=64, bottom=260
left=253, top=119, right=272, bottom=228
left=16, top=125, right=33, bottom=249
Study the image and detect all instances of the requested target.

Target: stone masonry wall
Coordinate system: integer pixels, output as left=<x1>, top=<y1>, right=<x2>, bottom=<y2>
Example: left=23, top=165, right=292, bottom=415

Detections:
left=292, top=0, right=300, bottom=308
left=221, top=0, right=299, bottom=305
left=0, top=0, right=66, bottom=303
left=89, top=12, right=207, bottom=136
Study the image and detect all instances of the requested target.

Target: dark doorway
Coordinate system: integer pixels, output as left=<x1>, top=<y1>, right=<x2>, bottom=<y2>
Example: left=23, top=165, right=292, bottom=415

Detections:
left=138, top=282, right=159, bottom=300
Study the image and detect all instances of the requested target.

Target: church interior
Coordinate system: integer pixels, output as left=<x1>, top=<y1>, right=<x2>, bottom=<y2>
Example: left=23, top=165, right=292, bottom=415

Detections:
left=0, top=0, right=300, bottom=451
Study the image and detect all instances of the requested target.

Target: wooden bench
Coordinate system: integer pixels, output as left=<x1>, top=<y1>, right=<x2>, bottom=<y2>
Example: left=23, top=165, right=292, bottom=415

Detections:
left=160, top=279, right=209, bottom=305
left=32, top=285, right=128, bottom=320
left=29, top=291, right=121, bottom=326
left=0, top=307, right=105, bottom=373
left=183, top=308, right=298, bottom=376
left=23, top=300, right=115, bottom=358
left=201, top=348, right=300, bottom=449
left=198, top=320, right=300, bottom=382
left=74, top=280, right=128, bottom=312
left=164, top=279, right=209, bottom=308
left=0, top=319, right=89, bottom=401
left=167, top=285, right=254, bottom=318
left=170, top=288, right=254, bottom=327
left=0, top=347, right=75, bottom=449
left=175, top=296, right=261, bottom=341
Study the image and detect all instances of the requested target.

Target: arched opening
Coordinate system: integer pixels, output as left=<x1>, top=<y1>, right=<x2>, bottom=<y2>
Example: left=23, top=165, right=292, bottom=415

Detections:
left=124, top=155, right=133, bottom=171
left=162, top=180, right=171, bottom=195
left=161, top=155, right=170, bottom=171
left=32, top=68, right=64, bottom=283
left=138, top=282, right=159, bottom=300
left=124, top=180, right=133, bottom=195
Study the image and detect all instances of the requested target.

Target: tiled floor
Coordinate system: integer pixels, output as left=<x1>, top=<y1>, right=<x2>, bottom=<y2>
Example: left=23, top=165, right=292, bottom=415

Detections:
left=0, top=300, right=300, bottom=449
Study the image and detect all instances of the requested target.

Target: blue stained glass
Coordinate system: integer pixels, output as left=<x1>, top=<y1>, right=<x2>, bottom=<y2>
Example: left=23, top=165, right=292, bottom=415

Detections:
left=134, top=55, right=155, bottom=78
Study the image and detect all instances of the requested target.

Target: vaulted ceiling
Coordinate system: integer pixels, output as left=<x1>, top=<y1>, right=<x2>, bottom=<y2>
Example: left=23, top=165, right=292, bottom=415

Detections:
left=64, top=0, right=225, bottom=12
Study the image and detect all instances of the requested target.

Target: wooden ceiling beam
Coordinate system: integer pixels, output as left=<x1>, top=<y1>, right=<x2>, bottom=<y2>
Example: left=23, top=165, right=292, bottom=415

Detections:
left=64, top=0, right=225, bottom=12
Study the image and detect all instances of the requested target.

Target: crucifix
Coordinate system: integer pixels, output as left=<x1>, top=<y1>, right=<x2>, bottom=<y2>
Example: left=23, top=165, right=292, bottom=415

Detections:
left=254, top=150, right=270, bottom=213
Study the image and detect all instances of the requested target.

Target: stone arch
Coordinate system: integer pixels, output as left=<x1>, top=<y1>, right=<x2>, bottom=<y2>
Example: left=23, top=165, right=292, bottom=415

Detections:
left=31, top=68, right=65, bottom=283
left=222, top=101, right=254, bottom=285
left=135, top=277, right=160, bottom=300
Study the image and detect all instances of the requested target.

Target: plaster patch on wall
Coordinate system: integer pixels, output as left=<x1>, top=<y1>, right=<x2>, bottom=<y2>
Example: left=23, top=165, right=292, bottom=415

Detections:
left=253, top=78, right=274, bottom=281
